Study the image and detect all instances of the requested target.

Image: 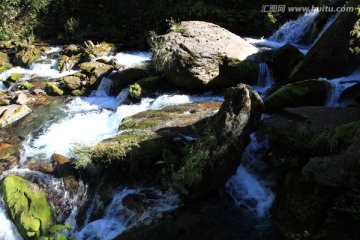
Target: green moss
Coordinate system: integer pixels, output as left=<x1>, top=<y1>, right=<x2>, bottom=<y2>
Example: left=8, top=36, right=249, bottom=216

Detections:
left=7, top=73, right=24, bottom=82
left=71, top=88, right=87, bottom=96
left=70, top=131, right=169, bottom=176
left=1, top=174, right=54, bottom=239
left=218, top=57, right=259, bottom=85
left=137, top=75, right=164, bottom=89
left=20, top=82, right=34, bottom=90
left=14, top=46, right=42, bottom=67
left=119, top=119, right=137, bottom=130
left=129, top=83, right=141, bottom=99
left=173, top=130, right=217, bottom=196
left=0, top=63, right=13, bottom=74
left=264, top=80, right=329, bottom=111
left=89, top=42, right=116, bottom=56
left=45, top=82, right=64, bottom=96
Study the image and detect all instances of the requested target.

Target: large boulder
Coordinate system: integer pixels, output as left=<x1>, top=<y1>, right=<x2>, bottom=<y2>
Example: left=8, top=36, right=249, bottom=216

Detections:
left=1, top=174, right=54, bottom=239
left=271, top=44, right=304, bottom=81
left=78, top=61, right=114, bottom=86
left=261, top=107, right=360, bottom=239
left=264, top=80, right=330, bottom=111
left=173, top=84, right=264, bottom=201
left=0, top=52, right=10, bottom=65
left=149, top=21, right=258, bottom=90
left=45, top=82, right=64, bottom=96
left=109, top=68, right=149, bottom=95
left=72, top=101, right=222, bottom=169
left=290, top=1, right=360, bottom=81
left=0, top=104, right=32, bottom=127
left=14, top=45, right=42, bottom=67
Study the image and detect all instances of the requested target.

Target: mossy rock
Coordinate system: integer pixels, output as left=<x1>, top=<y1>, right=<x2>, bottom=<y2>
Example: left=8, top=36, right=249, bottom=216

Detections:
left=72, top=131, right=169, bottom=174
left=109, top=68, right=149, bottom=94
left=57, top=55, right=78, bottom=72
left=129, top=83, right=141, bottom=99
left=62, top=76, right=81, bottom=90
left=0, top=63, right=13, bottom=74
left=7, top=73, right=24, bottom=82
left=264, top=80, right=330, bottom=111
left=88, top=42, right=116, bottom=57
left=0, top=52, right=10, bottom=65
left=136, top=75, right=165, bottom=89
left=71, top=87, right=91, bottom=96
left=20, top=82, right=34, bottom=90
left=272, top=44, right=304, bottom=81
left=14, top=46, right=42, bottom=67
left=45, top=82, right=64, bottom=96
left=216, top=57, right=259, bottom=86
left=1, top=174, right=54, bottom=239
left=60, top=44, right=83, bottom=56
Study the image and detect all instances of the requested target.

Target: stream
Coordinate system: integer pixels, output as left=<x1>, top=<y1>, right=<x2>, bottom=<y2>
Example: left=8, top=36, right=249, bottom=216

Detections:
left=0, top=9, right=357, bottom=240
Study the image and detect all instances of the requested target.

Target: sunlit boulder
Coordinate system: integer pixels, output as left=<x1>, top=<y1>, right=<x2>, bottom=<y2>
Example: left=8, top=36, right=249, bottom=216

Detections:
left=149, top=21, right=258, bottom=90
left=13, top=45, right=42, bottom=68
left=1, top=174, right=54, bottom=239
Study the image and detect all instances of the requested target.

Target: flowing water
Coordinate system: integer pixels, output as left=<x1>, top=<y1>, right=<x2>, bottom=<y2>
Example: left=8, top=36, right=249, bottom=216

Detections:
left=252, top=63, right=274, bottom=97
left=246, top=9, right=338, bottom=54
left=74, top=188, right=179, bottom=240
left=225, top=134, right=275, bottom=218
left=0, top=9, right=348, bottom=239
left=323, top=70, right=360, bottom=107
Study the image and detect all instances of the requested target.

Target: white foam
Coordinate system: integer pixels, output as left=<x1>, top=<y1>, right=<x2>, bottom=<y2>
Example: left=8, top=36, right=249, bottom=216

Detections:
left=0, top=204, right=23, bottom=240
left=269, top=10, right=319, bottom=45
left=75, top=188, right=178, bottom=240
left=98, top=51, right=152, bottom=67
left=225, top=134, right=275, bottom=218
left=322, top=70, right=360, bottom=107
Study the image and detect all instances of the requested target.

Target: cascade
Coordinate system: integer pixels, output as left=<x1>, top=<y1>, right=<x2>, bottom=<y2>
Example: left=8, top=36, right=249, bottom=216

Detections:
left=269, top=10, right=319, bottom=44
left=323, top=70, right=360, bottom=107
left=93, top=77, right=114, bottom=97
left=252, top=63, right=274, bottom=97
left=116, top=87, right=130, bottom=106
left=225, top=134, right=275, bottom=218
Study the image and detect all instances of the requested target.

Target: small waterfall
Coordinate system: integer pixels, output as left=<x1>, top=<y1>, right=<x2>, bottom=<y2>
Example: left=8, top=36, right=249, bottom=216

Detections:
left=323, top=70, right=360, bottom=107
left=93, top=77, right=113, bottom=97
left=75, top=188, right=179, bottom=240
left=269, top=10, right=319, bottom=44
left=149, top=93, right=224, bottom=110
left=257, top=63, right=272, bottom=88
left=116, top=87, right=129, bottom=106
left=252, top=63, right=274, bottom=98
left=225, top=134, right=275, bottom=218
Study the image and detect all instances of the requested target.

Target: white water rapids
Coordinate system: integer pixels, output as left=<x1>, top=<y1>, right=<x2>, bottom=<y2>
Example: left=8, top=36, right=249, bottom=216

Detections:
left=246, top=9, right=339, bottom=54
left=0, top=9, right=354, bottom=239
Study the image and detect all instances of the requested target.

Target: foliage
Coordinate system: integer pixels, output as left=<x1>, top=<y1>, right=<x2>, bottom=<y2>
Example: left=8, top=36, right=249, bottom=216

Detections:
left=0, top=0, right=50, bottom=40
left=39, top=223, right=75, bottom=240
left=167, top=18, right=186, bottom=33
left=64, top=17, right=79, bottom=39
left=173, top=129, right=217, bottom=196
left=69, top=142, right=93, bottom=168
left=147, top=31, right=175, bottom=72
left=350, top=8, right=360, bottom=55
left=0, top=0, right=317, bottom=46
